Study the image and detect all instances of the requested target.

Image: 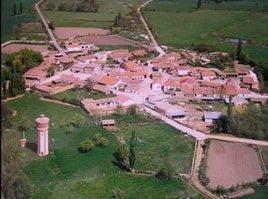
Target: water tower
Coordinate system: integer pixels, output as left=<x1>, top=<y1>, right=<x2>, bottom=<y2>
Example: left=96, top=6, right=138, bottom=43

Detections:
left=36, top=114, right=49, bottom=156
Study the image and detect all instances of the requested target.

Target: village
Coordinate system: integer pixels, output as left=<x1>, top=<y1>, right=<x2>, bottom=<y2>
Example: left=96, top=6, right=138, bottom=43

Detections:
left=22, top=38, right=268, bottom=133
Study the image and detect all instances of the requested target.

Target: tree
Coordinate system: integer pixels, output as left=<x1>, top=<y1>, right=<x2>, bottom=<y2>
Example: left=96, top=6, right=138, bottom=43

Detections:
left=129, top=131, right=136, bottom=170
left=12, top=3, right=17, bottom=16
left=46, top=3, right=55, bottom=10
left=155, top=161, right=174, bottom=180
left=236, top=38, right=242, bottom=60
left=1, top=103, right=14, bottom=132
left=197, top=0, right=202, bottom=9
left=79, top=138, right=94, bottom=153
left=1, top=130, right=31, bottom=199
left=93, top=133, right=110, bottom=148
left=114, top=144, right=130, bottom=171
left=84, top=78, right=94, bottom=90
left=19, top=2, right=23, bottom=14
left=48, top=21, right=55, bottom=30
left=47, top=65, right=55, bottom=77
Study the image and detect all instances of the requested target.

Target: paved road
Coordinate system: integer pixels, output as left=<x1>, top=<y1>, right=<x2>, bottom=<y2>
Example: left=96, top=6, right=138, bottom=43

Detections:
left=137, top=0, right=165, bottom=57
left=35, top=0, right=66, bottom=55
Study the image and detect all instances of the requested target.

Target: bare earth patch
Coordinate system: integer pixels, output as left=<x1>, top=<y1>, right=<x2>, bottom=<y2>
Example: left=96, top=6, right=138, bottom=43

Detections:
left=79, top=35, right=140, bottom=46
left=1, top=44, right=48, bottom=53
left=206, top=140, right=263, bottom=189
left=54, top=27, right=110, bottom=40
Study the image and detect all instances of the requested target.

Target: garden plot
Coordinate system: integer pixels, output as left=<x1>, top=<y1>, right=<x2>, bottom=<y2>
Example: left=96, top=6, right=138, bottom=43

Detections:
left=206, top=140, right=263, bottom=189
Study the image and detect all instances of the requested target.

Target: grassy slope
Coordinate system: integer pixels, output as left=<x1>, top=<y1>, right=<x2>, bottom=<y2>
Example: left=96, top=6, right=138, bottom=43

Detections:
left=6, top=93, right=199, bottom=198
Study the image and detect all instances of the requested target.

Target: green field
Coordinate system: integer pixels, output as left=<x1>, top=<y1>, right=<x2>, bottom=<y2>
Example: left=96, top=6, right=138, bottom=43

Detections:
left=143, top=0, right=268, bottom=63
left=109, top=113, right=196, bottom=173
left=40, top=0, right=148, bottom=28
left=1, top=0, right=39, bottom=43
left=6, top=93, right=200, bottom=198
left=241, top=185, right=268, bottom=199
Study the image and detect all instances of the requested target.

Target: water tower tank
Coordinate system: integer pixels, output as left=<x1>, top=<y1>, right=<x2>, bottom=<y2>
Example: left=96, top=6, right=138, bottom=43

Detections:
left=36, top=114, right=49, bottom=156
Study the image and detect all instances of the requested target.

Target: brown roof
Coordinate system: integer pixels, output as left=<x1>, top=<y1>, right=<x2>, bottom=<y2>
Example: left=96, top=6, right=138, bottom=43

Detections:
left=98, top=75, right=119, bottom=86
left=243, top=75, right=254, bottom=84
left=194, top=87, right=214, bottom=95
left=181, top=83, right=194, bottom=95
left=223, top=84, right=237, bottom=96
left=132, top=49, right=147, bottom=57
left=123, top=61, right=137, bottom=71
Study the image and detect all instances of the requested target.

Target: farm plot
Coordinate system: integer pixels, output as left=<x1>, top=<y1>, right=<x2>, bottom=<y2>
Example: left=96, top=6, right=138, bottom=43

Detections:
left=79, top=35, right=140, bottom=46
left=206, top=140, right=263, bottom=189
left=1, top=44, right=48, bottom=53
left=54, top=27, right=110, bottom=40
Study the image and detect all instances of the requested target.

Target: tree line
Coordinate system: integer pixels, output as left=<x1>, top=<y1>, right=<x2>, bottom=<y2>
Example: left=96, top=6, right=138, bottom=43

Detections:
left=11, top=2, right=23, bottom=16
left=46, top=0, right=99, bottom=13
left=1, top=48, right=43, bottom=99
left=214, top=97, right=268, bottom=140
left=1, top=103, right=32, bottom=199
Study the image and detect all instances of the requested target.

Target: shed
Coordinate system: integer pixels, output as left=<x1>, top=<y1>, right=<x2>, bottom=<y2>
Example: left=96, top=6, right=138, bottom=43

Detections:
left=166, top=110, right=186, bottom=118
left=101, top=119, right=115, bottom=127
left=203, top=111, right=221, bottom=123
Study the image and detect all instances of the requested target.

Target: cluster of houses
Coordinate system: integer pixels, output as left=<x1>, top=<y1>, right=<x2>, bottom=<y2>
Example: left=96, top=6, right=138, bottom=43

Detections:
left=22, top=46, right=268, bottom=127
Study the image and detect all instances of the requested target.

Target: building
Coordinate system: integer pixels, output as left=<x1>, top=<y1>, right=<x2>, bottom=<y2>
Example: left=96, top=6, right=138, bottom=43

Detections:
left=36, top=115, right=49, bottom=156
left=203, top=112, right=221, bottom=123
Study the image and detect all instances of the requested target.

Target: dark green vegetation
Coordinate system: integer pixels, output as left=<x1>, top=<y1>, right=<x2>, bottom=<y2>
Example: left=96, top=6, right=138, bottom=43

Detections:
left=1, top=48, right=43, bottom=98
left=3, top=93, right=203, bottom=199
left=50, top=87, right=115, bottom=106
left=214, top=101, right=268, bottom=140
left=241, top=185, right=268, bottom=199
left=1, top=0, right=39, bottom=43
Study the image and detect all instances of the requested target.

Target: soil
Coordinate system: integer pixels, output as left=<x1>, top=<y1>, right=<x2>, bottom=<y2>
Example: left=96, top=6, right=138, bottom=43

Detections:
left=206, top=140, right=263, bottom=189
left=79, top=35, right=140, bottom=46
left=54, top=27, right=110, bottom=40
left=1, top=44, right=48, bottom=53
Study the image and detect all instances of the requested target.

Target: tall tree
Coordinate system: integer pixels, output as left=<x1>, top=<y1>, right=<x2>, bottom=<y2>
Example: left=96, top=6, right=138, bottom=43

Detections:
left=1, top=130, right=31, bottom=199
left=129, top=131, right=136, bottom=170
left=236, top=38, right=242, bottom=60
left=197, top=0, right=202, bottom=9
left=19, top=2, right=23, bottom=14
left=12, top=3, right=17, bottom=16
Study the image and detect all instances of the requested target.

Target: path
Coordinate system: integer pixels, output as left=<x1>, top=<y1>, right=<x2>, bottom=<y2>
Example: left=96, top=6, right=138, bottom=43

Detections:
left=40, top=97, right=77, bottom=107
left=137, top=0, right=165, bottom=57
left=35, top=0, right=66, bottom=56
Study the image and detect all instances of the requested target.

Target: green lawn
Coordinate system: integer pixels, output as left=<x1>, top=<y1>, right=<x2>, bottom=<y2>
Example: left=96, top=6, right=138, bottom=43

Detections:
left=51, top=88, right=115, bottom=106
left=143, top=0, right=268, bottom=63
left=107, top=113, right=196, bottom=174
left=31, top=174, right=205, bottom=199
left=261, top=146, right=268, bottom=170
left=6, top=93, right=199, bottom=198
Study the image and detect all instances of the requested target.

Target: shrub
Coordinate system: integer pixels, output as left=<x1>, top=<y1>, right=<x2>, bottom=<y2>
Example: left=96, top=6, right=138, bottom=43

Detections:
left=78, top=138, right=94, bottom=153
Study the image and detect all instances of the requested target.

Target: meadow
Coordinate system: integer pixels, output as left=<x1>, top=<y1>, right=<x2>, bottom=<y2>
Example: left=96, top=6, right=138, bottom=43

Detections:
left=1, top=0, right=39, bottom=43
left=143, top=0, right=268, bottom=63
left=40, top=0, right=148, bottom=28
left=6, top=93, right=201, bottom=198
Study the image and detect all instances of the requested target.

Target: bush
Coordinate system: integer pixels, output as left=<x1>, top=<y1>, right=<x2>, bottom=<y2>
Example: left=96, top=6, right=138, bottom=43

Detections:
left=78, top=138, right=94, bottom=153
left=194, top=43, right=218, bottom=53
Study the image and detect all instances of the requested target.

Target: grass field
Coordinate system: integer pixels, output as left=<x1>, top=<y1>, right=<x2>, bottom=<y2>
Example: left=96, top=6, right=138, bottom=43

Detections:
left=6, top=93, right=200, bottom=198
left=241, top=185, right=268, bottom=199
left=40, top=0, right=148, bottom=28
left=1, top=0, right=39, bottom=43
left=106, top=113, right=196, bottom=174
left=143, top=0, right=268, bottom=63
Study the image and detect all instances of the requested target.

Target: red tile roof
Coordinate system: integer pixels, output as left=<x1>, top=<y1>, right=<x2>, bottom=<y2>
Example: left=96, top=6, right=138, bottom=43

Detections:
left=98, top=75, right=119, bottom=86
